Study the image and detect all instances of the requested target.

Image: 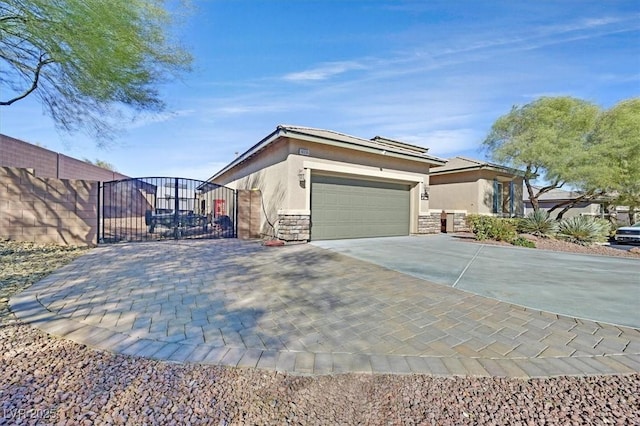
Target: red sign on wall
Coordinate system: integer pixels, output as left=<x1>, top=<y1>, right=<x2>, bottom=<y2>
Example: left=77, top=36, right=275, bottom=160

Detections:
left=214, top=199, right=226, bottom=217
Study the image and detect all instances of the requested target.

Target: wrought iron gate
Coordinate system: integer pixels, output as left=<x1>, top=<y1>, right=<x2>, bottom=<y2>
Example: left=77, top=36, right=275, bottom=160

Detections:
left=99, top=177, right=236, bottom=243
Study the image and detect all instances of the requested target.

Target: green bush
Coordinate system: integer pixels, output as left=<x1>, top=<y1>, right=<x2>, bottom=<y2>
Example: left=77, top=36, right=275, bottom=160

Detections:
left=557, top=216, right=610, bottom=245
left=519, top=210, right=558, bottom=237
left=504, top=217, right=525, bottom=233
left=466, top=215, right=517, bottom=242
left=511, top=236, right=536, bottom=248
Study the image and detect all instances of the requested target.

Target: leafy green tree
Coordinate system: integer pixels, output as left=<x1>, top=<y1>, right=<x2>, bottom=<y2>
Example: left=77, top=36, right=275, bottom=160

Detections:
left=83, top=158, right=116, bottom=171
left=588, top=98, right=640, bottom=224
left=0, top=0, right=192, bottom=142
left=483, top=96, right=600, bottom=212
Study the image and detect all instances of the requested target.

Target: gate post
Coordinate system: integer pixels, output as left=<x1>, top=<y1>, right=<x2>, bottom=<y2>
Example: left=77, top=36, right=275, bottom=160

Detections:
left=97, top=182, right=102, bottom=243
left=174, top=177, right=180, bottom=239
left=237, top=189, right=261, bottom=239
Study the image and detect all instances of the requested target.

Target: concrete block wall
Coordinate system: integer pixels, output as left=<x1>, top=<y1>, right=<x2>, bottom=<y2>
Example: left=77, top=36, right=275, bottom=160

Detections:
left=0, top=167, right=98, bottom=246
left=0, top=134, right=127, bottom=181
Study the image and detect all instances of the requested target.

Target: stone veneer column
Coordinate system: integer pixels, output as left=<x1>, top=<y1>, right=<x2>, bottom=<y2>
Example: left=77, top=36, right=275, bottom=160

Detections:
left=453, top=212, right=469, bottom=232
left=417, top=212, right=468, bottom=234
left=276, top=214, right=310, bottom=242
left=417, top=213, right=441, bottom=234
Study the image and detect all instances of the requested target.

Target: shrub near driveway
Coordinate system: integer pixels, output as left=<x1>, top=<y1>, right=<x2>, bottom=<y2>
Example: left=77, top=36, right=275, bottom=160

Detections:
left=465, top=215, right=517, bottom=242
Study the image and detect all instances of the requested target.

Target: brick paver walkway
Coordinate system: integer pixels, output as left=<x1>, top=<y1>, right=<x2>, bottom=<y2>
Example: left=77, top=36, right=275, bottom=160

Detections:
left=10, top=239, right=640, bottom=377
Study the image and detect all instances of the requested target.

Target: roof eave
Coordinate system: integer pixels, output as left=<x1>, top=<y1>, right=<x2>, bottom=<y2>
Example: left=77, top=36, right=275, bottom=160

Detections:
left=210, top=126, right=447, bottom=181
left=430, top=164, right=525, bottom=177
left=280, top=127, right=446, bottom=166
left=209, top=127, right=284, bottom=181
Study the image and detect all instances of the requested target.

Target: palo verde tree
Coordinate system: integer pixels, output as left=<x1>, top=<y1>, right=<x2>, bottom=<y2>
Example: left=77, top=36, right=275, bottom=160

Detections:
left=83, top=158, right=116, bottom=171
left=588, top=98, right=640, bottom=224
left=483, top=96, right=601, bottom=213
left=0, top=0, right=192, bottom=143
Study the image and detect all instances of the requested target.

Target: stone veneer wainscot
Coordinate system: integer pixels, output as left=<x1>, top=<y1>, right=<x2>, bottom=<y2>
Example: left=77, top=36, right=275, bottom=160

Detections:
left=277, top=214, right=310, bottom=242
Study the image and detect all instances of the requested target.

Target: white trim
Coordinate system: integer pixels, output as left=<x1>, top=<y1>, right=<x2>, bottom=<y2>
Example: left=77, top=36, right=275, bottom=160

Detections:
left=302, top=160, right=424, bottom=184
left=277, top=209, right=311, bottom=216
left=427, top=209, right=468, bottom=214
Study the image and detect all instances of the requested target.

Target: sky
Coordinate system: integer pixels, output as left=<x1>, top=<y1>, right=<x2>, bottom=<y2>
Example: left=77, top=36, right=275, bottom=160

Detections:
left=1, top=0, right=639, bottom=181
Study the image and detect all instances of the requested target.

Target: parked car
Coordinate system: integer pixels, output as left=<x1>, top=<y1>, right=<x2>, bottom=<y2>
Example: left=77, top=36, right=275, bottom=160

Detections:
left=614, top=223, right=640, bottom=244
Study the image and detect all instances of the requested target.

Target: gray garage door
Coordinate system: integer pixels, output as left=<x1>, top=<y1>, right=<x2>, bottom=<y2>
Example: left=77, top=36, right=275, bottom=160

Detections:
left=311, top=175, right=410, bottom=240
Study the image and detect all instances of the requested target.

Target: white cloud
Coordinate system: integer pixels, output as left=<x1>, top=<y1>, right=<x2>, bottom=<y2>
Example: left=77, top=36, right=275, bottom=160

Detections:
left=126, top=109, right=195, bottom=129
left=282, top=61, right=367, bottom=82
left=410, top=129, right=483, bottom=157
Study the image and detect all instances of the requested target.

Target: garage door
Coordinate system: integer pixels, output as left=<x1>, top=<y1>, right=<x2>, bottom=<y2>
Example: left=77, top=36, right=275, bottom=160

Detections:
left=311, top=175, right=410, bottom=240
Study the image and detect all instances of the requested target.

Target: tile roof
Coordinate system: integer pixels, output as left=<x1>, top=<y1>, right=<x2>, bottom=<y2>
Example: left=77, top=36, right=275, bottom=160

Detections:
left=430, top=156, right=524, bottom=176
left=211, top=124, right=447, bottom=180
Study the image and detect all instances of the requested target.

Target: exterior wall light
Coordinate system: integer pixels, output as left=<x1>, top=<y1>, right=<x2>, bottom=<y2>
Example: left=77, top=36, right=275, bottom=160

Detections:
left=298, top=169, right=306, bottom=184
left=421, top=186, right=430, bottom=200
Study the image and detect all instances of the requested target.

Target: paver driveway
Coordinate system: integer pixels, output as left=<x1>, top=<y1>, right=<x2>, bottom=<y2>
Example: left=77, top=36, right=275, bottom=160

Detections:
left=10, top=239, right=640, bottom=377
left=313, top=235, right=640, bottom=328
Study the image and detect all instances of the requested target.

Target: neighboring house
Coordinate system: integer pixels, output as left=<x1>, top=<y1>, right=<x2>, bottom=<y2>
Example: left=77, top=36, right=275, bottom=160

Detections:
left=429, top=157, right=525, bottom=217
left=210, top=125, right=447, bottom=241
left=0, top=133, right=127, bottom=181
left=523, top=186, right=606, bottom=219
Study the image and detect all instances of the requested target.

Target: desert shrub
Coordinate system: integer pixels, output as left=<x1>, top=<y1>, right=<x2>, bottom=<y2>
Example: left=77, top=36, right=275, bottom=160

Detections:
left=503, top=217, right=525, bottom=232
left=519, top=210, right=558, bottom=237
left=492, top=220, right=518, bottom=242
left=511, top=236, right=536, bottom=248
left=466, top=215, right=517, bottom=242
left=466, top=214, right=497, bottom=240
left=557, top=216, right=610, bottom=245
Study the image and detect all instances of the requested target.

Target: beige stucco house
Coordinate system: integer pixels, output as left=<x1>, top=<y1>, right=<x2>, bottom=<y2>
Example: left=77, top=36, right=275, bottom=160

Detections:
left=524, top=186, right=606, bottom=219
left=210, top=125, right=447, bottom=241
left=429, top=157, right=525, bottom=218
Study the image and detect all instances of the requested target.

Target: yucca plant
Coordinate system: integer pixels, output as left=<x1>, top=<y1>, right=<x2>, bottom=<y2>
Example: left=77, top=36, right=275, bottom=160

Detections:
left=557, top=216, right=609, bottom=245
left=519, top=210, right=558, bottom=237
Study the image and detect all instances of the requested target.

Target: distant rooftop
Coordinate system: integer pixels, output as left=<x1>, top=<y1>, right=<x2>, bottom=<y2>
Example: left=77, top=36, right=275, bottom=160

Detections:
left=430, top=156, right=524, bottom=176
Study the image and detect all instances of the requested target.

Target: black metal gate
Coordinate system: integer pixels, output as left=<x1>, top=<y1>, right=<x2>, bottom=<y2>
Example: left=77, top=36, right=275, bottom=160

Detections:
left=98, top=177, right=236, bottom=243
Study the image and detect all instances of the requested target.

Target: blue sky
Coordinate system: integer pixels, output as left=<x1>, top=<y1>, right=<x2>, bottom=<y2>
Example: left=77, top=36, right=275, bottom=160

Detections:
left=1, top=0, right=639, bottom=180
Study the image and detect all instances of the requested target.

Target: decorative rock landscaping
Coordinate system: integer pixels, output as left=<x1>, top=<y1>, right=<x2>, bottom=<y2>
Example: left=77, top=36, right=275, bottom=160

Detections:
left=1, top=240, right=638, bottom=424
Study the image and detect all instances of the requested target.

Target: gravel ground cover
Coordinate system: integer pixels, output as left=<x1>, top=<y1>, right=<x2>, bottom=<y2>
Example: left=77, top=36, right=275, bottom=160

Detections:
left=456, top=232, right=640, bottom=259
left=1, top=239, right=639, bottom=425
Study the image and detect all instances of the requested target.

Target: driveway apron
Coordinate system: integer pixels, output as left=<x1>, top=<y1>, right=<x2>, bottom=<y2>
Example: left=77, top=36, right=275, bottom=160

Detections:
left=312, top=235, right=640, bottom=329
left=10, top=238, right=640, bottom=377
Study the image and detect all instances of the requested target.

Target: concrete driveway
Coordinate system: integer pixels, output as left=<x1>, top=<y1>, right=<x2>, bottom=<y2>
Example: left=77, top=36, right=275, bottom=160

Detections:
left=312, top=234, right=640, bottom=329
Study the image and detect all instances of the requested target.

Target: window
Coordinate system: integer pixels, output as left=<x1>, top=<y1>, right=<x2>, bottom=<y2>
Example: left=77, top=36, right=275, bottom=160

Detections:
left=493, top=180, right=503, bottom=214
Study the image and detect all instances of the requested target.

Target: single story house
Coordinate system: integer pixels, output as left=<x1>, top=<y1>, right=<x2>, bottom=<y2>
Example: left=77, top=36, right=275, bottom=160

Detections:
left=210, top=125, right=447, bottom=241
left=524, top=186, right=606, bottom=219
left=428, top=157, right=525, bottom=218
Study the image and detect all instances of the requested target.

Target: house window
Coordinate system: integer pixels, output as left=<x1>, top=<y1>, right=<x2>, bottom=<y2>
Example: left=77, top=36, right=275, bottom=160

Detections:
left=509, top=181, right=515, bottom=216
left=493, top=180, right=503, bottom=214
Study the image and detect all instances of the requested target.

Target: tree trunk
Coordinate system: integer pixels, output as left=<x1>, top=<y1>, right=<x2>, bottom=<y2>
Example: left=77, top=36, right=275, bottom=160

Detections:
left=555, top=206, right=572, bottom=220
left=524, top=177, right=539, bottom=212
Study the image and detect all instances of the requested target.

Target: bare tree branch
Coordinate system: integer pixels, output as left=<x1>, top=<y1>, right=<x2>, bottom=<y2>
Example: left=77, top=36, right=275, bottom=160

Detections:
left=0, top=53, right=52, bottom=105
